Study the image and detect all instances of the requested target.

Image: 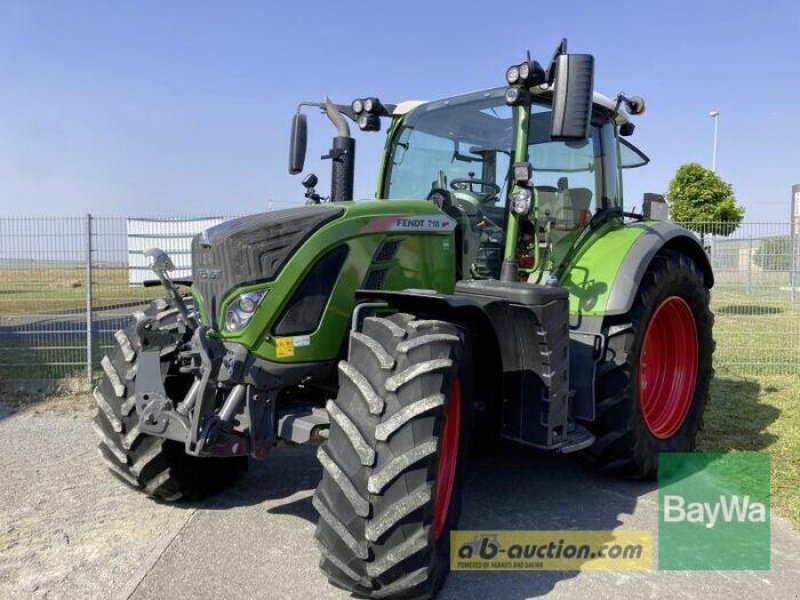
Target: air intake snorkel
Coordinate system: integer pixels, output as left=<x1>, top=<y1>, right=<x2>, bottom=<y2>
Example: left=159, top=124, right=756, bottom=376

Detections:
left=322, top=99, right=355, bottom=202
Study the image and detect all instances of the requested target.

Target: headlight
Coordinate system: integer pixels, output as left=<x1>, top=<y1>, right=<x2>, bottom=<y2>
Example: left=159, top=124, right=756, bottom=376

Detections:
left=518, top=61, right=530, bottom=80
left=358, top=113, right=380, bottom=131
left=504, top=85, right=530, bottom=106
left=351, top=98, right=364, bottom=114
left=511, top=188, right=532, bottom=216
left=224, top=289, right=268, bottom=332
left=505, top=86, right=520, bottom=104
left=505, top=65, right=520, bottom=85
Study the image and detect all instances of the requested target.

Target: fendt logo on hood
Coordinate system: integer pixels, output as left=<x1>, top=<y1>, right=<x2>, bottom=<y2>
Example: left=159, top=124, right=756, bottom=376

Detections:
left=362, top=214, right=456, bottom=234
left=196, top=268, right=222, bottom=280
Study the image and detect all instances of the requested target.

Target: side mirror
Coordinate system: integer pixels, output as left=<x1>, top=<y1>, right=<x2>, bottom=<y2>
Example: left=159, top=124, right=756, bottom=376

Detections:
left=550, top=54, right=594, bottom=142
left=289, top=113, right=308, bottom=175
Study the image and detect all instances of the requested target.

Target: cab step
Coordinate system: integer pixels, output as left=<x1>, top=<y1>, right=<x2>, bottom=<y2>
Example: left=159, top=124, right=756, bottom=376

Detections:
left=560, top=424, right=595, bottom=453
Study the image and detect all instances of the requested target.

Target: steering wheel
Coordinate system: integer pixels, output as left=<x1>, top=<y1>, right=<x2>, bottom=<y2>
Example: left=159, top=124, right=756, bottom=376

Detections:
left=449, top=176, right=500, bottom=202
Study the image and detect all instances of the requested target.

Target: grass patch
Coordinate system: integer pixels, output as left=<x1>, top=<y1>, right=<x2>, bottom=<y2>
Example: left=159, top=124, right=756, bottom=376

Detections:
left=0, top=338, right=86, bottom=380
left=710, top=287, right=800, bottom=373
left=0, top=264, right=162, bottom=314
left=699, top=374, right=800, bottom=527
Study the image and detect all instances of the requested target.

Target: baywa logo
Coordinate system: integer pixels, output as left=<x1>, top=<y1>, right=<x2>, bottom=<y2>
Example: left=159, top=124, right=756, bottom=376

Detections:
left=663, top=494, right=767, bottom=528
left=658, top=453, right=771, bottom=570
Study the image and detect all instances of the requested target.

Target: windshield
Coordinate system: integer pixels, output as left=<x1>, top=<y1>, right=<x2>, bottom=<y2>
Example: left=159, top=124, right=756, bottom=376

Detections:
left=384, top=88, right=514, bottom=201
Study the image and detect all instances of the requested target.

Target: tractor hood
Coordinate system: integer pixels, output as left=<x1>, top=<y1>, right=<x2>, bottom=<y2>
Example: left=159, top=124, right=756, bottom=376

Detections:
left=191, top=205, right=345, bottom=328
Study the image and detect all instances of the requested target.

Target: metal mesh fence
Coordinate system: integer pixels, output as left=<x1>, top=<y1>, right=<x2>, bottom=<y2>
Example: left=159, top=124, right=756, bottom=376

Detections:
left=0, top=215, right=241, bottom=385
left=1, top=216, right=798, bottom=387
left=685, top=222, right=800, bottom=373
left=0, top=216, right=88, bottom=381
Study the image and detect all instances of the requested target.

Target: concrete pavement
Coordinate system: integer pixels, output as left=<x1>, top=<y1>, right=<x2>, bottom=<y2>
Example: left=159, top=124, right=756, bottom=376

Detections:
left=1, top=401, right=798, bottom=600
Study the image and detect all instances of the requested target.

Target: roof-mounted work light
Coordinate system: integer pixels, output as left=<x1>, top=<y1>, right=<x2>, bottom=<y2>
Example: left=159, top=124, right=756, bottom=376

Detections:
left=351, top=97, right=389, bottom=130
left=504, top=50, right=547, bottom=106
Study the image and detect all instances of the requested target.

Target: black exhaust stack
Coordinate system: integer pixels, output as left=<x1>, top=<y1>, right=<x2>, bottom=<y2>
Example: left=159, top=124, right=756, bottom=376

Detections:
left=328, top=136, right=355, bottom=202
left=323, top=100, right=355, bottom=202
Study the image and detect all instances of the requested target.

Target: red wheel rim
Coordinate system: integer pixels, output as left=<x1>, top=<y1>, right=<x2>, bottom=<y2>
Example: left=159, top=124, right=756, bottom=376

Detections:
left=433, top=379, right=461, bottom=541
left=638, top=296, right=698, bottom=439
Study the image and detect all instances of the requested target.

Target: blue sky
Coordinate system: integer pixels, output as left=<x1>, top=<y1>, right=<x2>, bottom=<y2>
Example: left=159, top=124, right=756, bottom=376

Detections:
left=0, top=0, right=797, bottom=221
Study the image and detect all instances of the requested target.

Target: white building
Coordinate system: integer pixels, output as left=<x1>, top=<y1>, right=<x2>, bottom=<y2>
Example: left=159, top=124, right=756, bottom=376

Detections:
left=126, top=217, right=225, bottom=285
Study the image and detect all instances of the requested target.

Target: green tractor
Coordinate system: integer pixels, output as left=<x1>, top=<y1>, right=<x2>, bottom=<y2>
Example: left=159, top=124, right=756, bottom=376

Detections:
left=94, top=41, right=713, bottom=598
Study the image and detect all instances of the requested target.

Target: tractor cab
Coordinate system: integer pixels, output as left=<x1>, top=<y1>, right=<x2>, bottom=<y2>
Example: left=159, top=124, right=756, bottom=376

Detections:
left=380, top=86, right=651, bottom=282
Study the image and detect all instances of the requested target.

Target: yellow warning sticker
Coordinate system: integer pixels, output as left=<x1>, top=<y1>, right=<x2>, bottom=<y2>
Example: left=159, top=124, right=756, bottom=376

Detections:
left=275, top=337, right=294, bottom=358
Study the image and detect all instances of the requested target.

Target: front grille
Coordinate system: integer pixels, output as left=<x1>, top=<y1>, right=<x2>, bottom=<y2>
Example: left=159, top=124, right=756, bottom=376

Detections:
left=192, top=206, right=344, bottom=328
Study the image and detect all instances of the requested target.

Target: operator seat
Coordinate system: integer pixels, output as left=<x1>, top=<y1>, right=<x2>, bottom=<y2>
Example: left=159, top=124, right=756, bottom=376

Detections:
left=535, top=185, right=559, bottom=224
left=551, top=177, right=592, bottom=229
left=535, top=179, right=593, bottom=243
left=567, top=188, right=592, bottom=224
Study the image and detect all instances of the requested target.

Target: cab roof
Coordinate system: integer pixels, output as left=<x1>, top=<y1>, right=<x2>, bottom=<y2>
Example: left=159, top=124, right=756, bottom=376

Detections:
left=393, top=87, right=628, bottom=125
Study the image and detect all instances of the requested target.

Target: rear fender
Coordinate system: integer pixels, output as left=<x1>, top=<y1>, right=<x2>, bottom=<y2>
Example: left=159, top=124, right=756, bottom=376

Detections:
left=562, top=221, right=712, bottom=318
left=605, top=222, right=713, bottom=316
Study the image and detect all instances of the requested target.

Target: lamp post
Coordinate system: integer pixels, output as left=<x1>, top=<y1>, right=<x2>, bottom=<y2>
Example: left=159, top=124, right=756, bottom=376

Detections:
left=709, top=110, right=720, bottom=172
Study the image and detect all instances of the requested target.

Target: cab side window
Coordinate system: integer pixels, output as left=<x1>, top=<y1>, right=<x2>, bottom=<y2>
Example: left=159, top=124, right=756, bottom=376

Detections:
left=528, top=105, right=604, bottom=232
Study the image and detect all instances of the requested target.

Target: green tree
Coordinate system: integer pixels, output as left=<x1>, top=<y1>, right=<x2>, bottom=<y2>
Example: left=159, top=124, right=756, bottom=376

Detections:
left=667, top=163, right=744, bottom=237
left=753, top=236, right=791, bottom=271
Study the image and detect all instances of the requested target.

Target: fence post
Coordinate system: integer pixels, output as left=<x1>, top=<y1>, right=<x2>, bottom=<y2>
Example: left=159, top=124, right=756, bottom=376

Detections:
left=85, top=213, right=94, bottom=389
left=747, top=235, right=753, bottom=295
left=791, top=218, right=797, bottom=304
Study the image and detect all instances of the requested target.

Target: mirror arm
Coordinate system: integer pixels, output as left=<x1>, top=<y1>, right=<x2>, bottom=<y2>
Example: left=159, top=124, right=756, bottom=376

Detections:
left=297, top=101, right=324, bottom=111
left=545, top=38, right=568, bottom=84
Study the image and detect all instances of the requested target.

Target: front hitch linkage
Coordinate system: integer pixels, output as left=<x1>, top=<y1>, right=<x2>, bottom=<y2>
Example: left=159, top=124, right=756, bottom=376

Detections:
left=143, top=247, right=197, bottom=328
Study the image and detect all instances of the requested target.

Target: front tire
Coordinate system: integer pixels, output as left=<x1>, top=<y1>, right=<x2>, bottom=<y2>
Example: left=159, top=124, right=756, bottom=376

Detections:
left=313, top=313, right=470, bottom=599
left=587, top=251, right=714, bottom=478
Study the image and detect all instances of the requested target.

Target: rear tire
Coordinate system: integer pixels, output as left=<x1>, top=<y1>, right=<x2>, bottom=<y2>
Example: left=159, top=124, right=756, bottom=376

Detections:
left=586, top=251, right=714, bottom=478
left=313, top=313, right=470, bottom=599
left=94, top=299, right=247, bottom=501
